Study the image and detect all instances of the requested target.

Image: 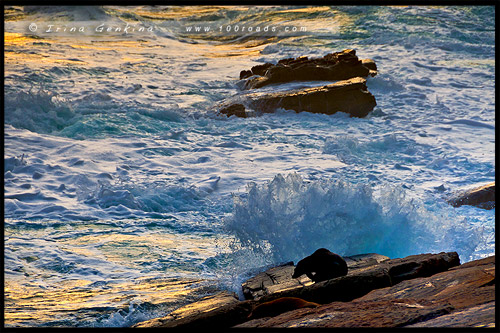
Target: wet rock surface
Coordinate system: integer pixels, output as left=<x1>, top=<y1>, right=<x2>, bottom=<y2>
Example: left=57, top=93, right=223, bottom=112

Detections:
left=131, top=252, right=496, bottom=328
left=132, top=291, right=252, bottom=328
left=448, top=182, right=495, bottom=210
left=241, top=253, right=389, bottom=300
left=255, top=252, right=460, bottom=305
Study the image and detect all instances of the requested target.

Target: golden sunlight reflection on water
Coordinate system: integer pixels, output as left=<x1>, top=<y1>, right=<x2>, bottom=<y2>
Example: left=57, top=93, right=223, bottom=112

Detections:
left=4, top=277, right=209, bottom=326
left=4, top=220, right=219, bottom=327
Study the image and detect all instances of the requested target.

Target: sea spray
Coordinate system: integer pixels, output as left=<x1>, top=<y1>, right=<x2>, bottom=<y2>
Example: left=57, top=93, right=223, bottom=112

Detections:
left=221, top=173, right=483, bottom=278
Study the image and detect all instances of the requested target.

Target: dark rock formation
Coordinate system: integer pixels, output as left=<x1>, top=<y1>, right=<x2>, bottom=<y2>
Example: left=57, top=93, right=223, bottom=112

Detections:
left=217, top=77, right=377, bottom=118
left=255, top=252, right=459, bottom=305
left=292, top=248, right=348, bottom=283
left=131, top=252, right=493, bottom=328
left=240, top=49, right=377, bottom=89
left=217, top=49, right=379, bottom=118
left=448, top=182, right=495, bottom=210
left=219, top=103, right=247, bottom=118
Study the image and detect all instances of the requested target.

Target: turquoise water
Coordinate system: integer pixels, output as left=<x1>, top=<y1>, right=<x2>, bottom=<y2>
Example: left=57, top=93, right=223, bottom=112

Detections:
left=4, top=5, right=495, bottom=327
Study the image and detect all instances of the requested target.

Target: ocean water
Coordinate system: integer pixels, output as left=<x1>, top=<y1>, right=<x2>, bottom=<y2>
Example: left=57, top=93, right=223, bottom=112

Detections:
left=4, top=5, right=495, bottom=327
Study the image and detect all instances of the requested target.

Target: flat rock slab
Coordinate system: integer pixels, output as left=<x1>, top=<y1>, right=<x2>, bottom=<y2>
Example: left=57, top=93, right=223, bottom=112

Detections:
left=241, top=262, right=313, bottom=300
left=242, top=253, right=389, bottom=300
left=218, top=77, right=377, bottom=118
left=358, top=255, right=495, bottom=311
left=406, top=301, right=495, bottom=328
left=240, top=49, right=377, bottom=89
left=448, top=182, right=495, bottom=209
left=344, top=253, right=391, bottom=271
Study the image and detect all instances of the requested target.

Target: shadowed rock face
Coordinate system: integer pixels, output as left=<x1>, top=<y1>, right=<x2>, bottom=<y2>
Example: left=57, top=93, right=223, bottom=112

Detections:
left=240, top=49, right=377, bottom=89
left=448, top=182, right=495, bottom=210
left=218, top=77, right=377, bottom=118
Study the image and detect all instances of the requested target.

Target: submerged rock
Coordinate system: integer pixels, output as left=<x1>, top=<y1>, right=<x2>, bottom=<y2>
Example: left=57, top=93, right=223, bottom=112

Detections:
left=448, top=182, right=495, bottom=210
left=217, top=77, right=377, bottom=118
left=240, top=49, right=377, bottom=89
left=219, top=103, right=247, bottom=118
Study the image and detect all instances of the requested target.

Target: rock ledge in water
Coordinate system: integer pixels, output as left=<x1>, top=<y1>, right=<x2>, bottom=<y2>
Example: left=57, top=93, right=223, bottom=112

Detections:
left=240, top=49, right=377, bottom=89
left=218, top=77, right=377, bottom=118
left=448, top=182, right=495, bottom=210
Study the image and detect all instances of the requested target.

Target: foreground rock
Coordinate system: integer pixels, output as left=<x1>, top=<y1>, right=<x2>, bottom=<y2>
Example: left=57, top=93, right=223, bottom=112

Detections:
left=133, top=252, right=479, bottom=328
left=240, top=49, right=377, bottom=89
left=237, top=255, right=494, bottom=328
left=218, top=77, right=377, bottom=118
left=448, top=182, right=495, bottom=210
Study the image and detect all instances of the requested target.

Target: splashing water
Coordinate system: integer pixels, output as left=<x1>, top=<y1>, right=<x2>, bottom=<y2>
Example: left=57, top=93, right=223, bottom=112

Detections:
left=224, top=173, right=484, bottom=269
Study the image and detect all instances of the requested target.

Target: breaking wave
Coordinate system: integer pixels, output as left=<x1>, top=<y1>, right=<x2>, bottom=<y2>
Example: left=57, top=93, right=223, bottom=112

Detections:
left=223, top=173, right=483, bottom=270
